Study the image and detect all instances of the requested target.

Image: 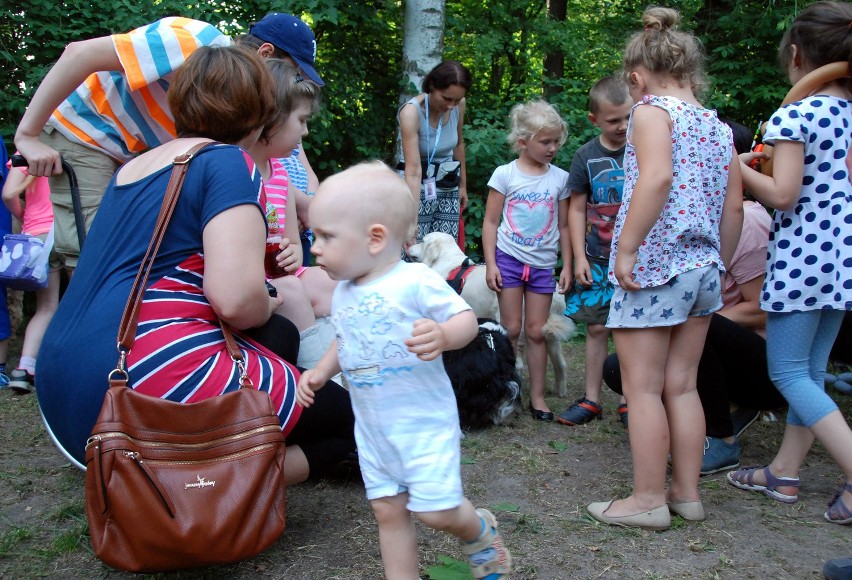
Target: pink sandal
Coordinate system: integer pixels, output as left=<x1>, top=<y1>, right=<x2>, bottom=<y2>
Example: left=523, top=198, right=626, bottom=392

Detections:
left=726, top=465, right=799, bottom=504
left=825, top=481, right=852, bottom=525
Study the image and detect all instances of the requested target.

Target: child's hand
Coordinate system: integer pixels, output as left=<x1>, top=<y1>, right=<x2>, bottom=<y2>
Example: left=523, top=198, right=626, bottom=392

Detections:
left=404, top=318, right=447, bottom=361
left=574, top=258, right=593, bottom=288
left=557, top=268, right=572, bottom=294
left=613, top=251, right=640, bottom=291
left=738, top=150, right=768, bottom=171
left=276, top=237, right=302, bottom=273
left=485, top=265, right=502, bottom=292
left=296, top=369, right=324, bottom=408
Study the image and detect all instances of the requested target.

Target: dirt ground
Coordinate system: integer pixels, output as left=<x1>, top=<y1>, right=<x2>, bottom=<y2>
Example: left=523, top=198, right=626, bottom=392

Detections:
left=0, top=332, right=850, bottom=579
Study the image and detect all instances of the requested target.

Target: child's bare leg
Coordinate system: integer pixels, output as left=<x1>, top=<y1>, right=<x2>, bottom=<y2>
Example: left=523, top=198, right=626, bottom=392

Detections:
left=609, top=326, right=670, bottom=514
left=663, top=315, right=711, bottom=503
left=415, top=498, right=481, bottom=541
left=371, top=494, right=419, bottom=580
left=271, top=275, right=316, bottom=331
left=523, top=291, right=553, bottom=412
left=299, top=266, right=338, bottom=318
left=583, top=324, right=610, bottom=403
left=811, top=411, right=852, bottom=508
left=417, top=499, right=511, bottom=578
left=746, top=423, right=814, bottom=497
left=497, top=287, right=524, bottom=355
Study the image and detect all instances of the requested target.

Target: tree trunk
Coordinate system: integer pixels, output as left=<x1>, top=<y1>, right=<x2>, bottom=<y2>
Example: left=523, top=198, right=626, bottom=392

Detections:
left=543, top=0, right=567, bottom=98
left=401, top=0, right=445, bottom=98
left=397, top=0, right=446, bottom=160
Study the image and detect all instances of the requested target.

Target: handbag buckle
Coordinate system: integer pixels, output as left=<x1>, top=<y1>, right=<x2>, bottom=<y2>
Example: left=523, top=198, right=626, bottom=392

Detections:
left=235, top=359, right=254, bottom=389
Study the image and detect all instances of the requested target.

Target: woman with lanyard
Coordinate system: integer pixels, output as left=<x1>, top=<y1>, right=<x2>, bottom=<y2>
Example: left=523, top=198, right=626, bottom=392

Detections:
left=398, top=61, right=472, bottom=243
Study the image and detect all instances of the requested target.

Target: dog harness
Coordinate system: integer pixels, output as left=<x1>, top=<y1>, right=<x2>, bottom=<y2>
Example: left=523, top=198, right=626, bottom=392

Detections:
left=446, top=257, right=477, bottom=294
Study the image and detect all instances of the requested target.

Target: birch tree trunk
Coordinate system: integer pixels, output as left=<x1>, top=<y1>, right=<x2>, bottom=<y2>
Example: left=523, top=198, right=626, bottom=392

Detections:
left=400, top=0, right=446, bottom=102
left=395, top=0, right=446, bottom=162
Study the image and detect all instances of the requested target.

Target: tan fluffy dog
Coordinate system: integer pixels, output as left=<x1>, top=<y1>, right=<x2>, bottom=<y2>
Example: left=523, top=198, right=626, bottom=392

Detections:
left=408, top=232, right=575, bottom=397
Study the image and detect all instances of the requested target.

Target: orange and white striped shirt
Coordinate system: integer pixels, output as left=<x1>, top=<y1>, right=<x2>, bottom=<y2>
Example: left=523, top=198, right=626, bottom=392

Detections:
left=47, top=17, right=230, bottom=163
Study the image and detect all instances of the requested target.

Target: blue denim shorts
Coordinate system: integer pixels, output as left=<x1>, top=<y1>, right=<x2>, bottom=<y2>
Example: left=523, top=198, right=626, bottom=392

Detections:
left=606, top=264, right=722, bottom=328
left=495, top=247, right=556, bottom=294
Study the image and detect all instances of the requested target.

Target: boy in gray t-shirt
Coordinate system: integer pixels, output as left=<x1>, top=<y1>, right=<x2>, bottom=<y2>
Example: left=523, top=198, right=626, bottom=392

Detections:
left=558, top=76, right=632, bottom=428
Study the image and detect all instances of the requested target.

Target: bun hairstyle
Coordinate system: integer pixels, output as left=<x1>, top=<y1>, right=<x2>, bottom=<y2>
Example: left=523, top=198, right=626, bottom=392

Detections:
left=622, top=6, right=707, bottom=95
left=778, top=1, right=852, bottom=91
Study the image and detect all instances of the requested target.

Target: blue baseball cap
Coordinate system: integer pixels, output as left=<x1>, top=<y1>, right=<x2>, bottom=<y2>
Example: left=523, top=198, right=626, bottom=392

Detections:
left=250, top=13, right=324, bottom=86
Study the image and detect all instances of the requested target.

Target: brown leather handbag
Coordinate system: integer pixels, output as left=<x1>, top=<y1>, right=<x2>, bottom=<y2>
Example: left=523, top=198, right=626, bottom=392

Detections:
left=84, top=142, right=287, bottom=572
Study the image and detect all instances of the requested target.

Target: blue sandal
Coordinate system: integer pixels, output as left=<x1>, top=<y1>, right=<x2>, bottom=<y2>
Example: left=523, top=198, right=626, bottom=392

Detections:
left=726, top=465, right=799, bottom=504
left=825, top=481, right=852, bottom=525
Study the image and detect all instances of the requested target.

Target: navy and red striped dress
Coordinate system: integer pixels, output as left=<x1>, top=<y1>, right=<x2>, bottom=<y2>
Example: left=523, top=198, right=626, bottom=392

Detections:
left=36, top=145, right=301, bottom=467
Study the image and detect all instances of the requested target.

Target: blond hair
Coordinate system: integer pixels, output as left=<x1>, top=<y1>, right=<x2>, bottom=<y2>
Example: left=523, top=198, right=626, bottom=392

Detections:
left=506, top=100, right=567, bottom=153
left=321, top=161, right=417, bottom=242
left=622, top=6, right=707, bottom=95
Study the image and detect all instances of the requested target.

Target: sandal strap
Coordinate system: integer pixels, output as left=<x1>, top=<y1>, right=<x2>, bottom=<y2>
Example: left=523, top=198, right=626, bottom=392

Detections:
left=826, top=484, right=852, bottom=521
left=762, top=466, right=800, bottom=489
left=462, top=509, right=499, bottom=555
left=730, top=465, right=763, bottom=486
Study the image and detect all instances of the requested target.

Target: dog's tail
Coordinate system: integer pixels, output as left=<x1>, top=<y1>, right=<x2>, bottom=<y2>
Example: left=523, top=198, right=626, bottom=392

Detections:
left=544, top=293, right=577, bottom=342
left=543, top=316, right=577, bottom=342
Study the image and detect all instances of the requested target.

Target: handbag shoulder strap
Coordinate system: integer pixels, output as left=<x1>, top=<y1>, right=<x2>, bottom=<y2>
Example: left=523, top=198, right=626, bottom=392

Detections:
left=114, top=142, right=247, bottom=378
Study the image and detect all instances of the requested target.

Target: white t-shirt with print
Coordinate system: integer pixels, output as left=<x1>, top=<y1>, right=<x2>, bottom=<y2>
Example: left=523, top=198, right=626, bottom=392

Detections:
left=331, top=261, right=471, bottom=506
left=487, top=160, right=570, bottom=269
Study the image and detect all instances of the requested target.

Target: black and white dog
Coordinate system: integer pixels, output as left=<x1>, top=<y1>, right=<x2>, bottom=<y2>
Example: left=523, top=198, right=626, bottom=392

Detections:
left=443, top=318, right=522, bottom=430
left=409, top=232, right=576, bottom=397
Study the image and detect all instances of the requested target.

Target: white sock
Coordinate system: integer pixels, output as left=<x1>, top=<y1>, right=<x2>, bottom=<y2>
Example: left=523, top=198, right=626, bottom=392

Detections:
left=18, top=356, right=36, bottom=374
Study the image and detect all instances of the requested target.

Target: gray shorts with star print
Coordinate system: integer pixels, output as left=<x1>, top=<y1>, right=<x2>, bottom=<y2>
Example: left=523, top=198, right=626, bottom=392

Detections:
left=606, top=264, right=722, bottom=329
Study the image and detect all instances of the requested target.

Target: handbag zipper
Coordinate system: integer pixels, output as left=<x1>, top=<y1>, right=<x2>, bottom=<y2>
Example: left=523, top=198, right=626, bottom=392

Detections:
left=126, top=442, right=279, bottom=466
left=85, top=423, right=280, bottom=451
left=121, top=443, right=279, bottom=517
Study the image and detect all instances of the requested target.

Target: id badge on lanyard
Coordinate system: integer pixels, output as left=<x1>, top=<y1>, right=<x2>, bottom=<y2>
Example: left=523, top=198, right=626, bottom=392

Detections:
left=423, top=95, right=441, bottom=202
left=423, top=177, right=437, bottom=201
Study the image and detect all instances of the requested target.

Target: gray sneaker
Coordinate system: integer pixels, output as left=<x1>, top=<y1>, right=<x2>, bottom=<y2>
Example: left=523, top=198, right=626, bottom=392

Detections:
left=700, top=436, right=740, bottom=475
left=8, top=369, right=34, bottom=394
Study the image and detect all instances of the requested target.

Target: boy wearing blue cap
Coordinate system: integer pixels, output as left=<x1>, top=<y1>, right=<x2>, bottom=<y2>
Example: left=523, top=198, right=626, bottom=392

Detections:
left=13, top=13, right=321, bottom=272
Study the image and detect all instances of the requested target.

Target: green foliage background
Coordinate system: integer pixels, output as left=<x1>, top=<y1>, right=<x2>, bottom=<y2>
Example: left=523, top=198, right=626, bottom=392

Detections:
left=1, top=0, right=805, bottom=254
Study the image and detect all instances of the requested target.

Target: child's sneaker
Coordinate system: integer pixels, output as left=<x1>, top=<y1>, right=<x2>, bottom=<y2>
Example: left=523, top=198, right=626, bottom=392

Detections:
left=0, top=372, right=9, bottom=389
left=8, top=369, right=34, bottom=394
left=556, top=397, right=603, bottom=426
left=462, top=508, right=511, bottom=579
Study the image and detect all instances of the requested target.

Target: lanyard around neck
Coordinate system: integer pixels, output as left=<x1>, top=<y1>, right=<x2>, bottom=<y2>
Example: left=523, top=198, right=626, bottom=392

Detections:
left=424, top=94, right=442, bottom=166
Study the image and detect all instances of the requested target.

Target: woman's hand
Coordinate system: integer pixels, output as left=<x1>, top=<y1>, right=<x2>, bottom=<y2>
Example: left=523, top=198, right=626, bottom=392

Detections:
left=458, top=185, right=468, bottom=211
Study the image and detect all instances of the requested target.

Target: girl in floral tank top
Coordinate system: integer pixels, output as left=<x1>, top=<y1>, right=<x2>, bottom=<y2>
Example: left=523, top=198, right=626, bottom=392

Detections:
left=587, top=7, right=743, bottom=531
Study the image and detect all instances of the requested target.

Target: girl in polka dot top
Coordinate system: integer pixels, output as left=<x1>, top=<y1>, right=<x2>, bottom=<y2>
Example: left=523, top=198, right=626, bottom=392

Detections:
left=728, top=1, right=852, bottom=526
